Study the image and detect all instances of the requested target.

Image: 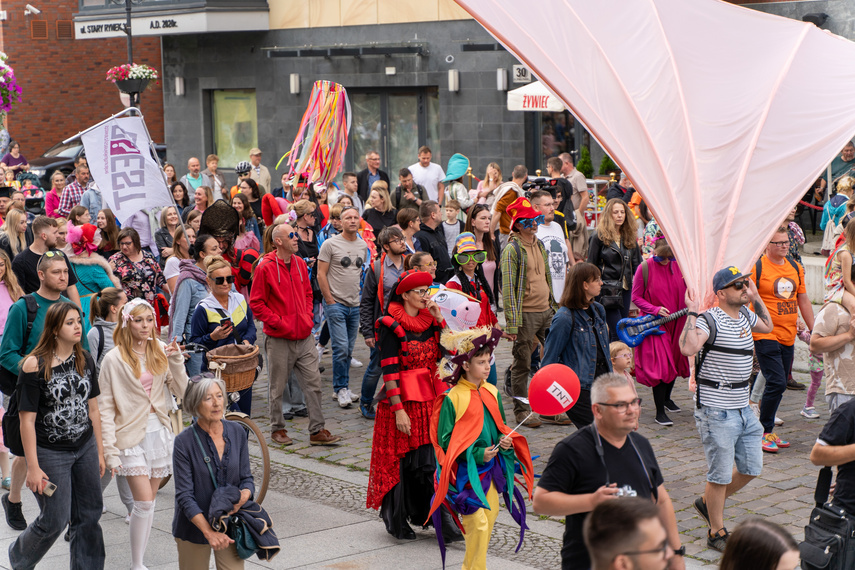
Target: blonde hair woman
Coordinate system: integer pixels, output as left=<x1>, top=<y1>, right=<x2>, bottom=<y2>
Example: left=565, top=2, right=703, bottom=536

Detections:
left=362, top=186, right=397, bottom=235
left=587, top=198, right=642, bottom=340
left=98, top=299, right=188, bottom=570
left=0, top=208, right=28, bottom=258
left=471, top=162, right=502, bottom=208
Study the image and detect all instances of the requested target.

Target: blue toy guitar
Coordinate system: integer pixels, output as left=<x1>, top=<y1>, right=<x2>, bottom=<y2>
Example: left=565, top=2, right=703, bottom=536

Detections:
left=616, top=308, right=689, bottom=348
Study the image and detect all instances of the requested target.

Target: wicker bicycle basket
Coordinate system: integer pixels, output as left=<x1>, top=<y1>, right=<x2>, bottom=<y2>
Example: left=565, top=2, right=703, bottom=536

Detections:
left=206, top=344, right=259, bottom=392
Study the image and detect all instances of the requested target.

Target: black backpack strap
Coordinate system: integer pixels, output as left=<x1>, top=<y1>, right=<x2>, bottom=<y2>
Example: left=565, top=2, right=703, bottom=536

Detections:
left=754, top=258, right=762, bottom=285
left=21, top=295, right=39, bottom=353
left=95, top=324, right=105, bottom=363
left=695, top=312, right=716, bottom=410
left=786, top=257, right=801, bottom=290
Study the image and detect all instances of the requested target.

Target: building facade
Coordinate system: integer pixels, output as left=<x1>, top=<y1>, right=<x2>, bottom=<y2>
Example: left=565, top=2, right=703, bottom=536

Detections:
left=75, top=0, right=590, bottom=188
left=1, top=0, right=163, bottom=159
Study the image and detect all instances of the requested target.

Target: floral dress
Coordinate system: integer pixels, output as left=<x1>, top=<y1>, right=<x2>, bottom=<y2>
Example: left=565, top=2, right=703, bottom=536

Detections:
left=641, top=218, right=660, bottom=259
left=109, top=250, right=167, bottom=304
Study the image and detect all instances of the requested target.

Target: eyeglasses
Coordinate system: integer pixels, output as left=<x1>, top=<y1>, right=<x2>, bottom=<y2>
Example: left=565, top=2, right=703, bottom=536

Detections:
left=388, top=238, right=404, bottom=245
left=454, top=251, right=487, bottom=265
left=621, top=541, right=670, bottom=559
left=770, top=240, right=789, bottom=247
left=416, top=261, right=438, bottom=268
left=330, top=216, right=340, bottom=221
left=119, top=241, right=134, bottom=247
left=516, top=215, right=545, bottom=229
left=596, top=398, right=642, bottom=413
left=213, top=275, right=235, bottom=285
left=409, top=288, right=431, bottom=297
left=727, top=279, right=750, bottom=291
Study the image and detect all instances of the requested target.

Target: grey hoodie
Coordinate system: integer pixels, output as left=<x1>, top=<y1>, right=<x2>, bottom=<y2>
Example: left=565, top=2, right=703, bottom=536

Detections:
left=87, top=318, right=117, bottom=377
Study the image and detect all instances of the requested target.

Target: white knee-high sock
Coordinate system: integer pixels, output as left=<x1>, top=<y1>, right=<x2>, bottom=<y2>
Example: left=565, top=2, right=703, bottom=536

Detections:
left=129, top=500, right=155, bottom=570
left=142, top=499, right=156, bottom=551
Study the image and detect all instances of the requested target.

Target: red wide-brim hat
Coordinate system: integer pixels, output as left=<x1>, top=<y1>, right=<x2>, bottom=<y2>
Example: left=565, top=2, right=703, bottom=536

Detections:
left=395, top=269, right=433, bottom=295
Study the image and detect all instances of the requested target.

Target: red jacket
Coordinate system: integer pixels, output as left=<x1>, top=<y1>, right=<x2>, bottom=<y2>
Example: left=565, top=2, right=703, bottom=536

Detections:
left=249, top=251, right=313, bottom=340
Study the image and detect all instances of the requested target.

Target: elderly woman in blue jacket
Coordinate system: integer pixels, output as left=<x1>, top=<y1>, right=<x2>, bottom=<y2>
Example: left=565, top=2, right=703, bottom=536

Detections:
left=542, top=262, right=612, bottom=428
left=189, top=255, right=257, bottom=415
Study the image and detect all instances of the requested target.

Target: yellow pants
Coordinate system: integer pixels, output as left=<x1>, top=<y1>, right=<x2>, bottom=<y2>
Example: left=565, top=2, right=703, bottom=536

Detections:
left=459, top=483, right=500, bottom=570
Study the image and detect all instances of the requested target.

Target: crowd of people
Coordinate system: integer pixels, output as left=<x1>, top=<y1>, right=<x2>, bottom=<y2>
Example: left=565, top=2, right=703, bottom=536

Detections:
left=1, top=140, right=854, bottom=570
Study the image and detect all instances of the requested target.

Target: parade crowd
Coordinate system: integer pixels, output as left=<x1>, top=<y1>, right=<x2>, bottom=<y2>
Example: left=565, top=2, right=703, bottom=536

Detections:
left=3, top=140, right=855, bottom=570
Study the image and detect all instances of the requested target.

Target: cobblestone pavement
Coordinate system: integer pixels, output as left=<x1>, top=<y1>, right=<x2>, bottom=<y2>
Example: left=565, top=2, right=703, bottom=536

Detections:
left=243, top=316, right=822, bottom=569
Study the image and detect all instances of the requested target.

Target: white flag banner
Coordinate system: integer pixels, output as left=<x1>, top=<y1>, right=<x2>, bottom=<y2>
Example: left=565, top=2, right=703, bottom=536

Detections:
left=81, top=116, right=173, bottom=224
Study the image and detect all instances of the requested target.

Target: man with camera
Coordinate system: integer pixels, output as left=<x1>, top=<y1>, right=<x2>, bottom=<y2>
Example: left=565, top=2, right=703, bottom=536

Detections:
left=533, top=373, right=684, bottom=570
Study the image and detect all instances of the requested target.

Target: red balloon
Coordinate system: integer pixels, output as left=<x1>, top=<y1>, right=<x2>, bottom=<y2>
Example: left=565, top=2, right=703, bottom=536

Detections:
left=528, top=364, right=581, bottom=416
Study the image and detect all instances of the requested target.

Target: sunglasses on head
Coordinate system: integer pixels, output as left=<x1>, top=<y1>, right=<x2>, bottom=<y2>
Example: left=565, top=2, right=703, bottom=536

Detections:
left=213, top=275, right=235, bottom=285
left=516, top=215, right=545, bottom=229
left=454, top=251, right=487, bottom=265
left=727, top=279, right=750, bottom=291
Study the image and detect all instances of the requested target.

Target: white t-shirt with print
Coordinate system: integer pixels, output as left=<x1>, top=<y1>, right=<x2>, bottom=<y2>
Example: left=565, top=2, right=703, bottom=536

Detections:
left=536, top=221, right=569, bottom=301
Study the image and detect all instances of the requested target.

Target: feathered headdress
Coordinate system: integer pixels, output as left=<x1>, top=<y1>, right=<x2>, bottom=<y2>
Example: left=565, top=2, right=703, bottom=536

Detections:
left=438, top=326, right=503, bottom=384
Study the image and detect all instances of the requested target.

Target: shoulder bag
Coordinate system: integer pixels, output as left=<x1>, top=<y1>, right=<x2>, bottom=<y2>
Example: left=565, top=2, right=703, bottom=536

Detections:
left=192, top=426, right=259, bottom=560
left=800, top=465, right=855, bottom=569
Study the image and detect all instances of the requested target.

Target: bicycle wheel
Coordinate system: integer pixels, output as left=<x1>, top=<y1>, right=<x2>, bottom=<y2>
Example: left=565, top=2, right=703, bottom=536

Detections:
left=225, top=412, right=270, bottom=505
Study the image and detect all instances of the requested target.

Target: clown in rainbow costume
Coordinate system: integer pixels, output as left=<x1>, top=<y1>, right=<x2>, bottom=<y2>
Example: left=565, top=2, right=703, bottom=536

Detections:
left=428, top=326, right=534, bottom=569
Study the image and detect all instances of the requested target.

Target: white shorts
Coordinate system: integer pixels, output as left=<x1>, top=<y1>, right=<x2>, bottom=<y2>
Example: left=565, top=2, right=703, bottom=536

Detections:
left=118, top=412, right=174, bottom=479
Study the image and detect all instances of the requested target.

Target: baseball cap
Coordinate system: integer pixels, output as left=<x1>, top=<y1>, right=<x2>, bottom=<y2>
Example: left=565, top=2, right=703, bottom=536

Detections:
left=712, top=266, right=749, bottom=293
left=249, top=148, right=262, bottom=156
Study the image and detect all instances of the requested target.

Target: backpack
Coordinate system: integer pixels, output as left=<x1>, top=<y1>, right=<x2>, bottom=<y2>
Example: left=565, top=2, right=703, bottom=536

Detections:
left=0, top=294, right=39, bottom=396
left=754, top=255, right=801, bottom=290
left=694, top=306, right=753, bottom=408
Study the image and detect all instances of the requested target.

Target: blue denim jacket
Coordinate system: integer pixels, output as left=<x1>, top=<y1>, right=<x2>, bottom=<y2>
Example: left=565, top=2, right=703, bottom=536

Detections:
left=542, top=304, right=612, bottom=390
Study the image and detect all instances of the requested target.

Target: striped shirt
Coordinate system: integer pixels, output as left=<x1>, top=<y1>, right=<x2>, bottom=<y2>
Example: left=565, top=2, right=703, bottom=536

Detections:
left=695, top=306, right=758, bottom=409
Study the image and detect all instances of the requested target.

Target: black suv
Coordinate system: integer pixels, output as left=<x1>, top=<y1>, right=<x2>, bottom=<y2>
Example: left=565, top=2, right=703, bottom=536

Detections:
left=28, top=139, right=167, bottom=189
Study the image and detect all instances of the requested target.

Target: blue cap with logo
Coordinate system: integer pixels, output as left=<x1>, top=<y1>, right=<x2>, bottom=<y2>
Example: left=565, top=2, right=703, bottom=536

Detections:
left=712, top=266, right=749, bottom=293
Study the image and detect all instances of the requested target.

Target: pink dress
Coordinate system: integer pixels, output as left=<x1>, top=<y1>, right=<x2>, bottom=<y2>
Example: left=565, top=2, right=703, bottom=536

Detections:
left=630, top=259, right=691, bottom=387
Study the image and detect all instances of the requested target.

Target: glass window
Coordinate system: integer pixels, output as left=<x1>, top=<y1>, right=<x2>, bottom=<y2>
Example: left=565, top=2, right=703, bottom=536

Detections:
left=212, top=89, right=257, bottom=169
left=350, top=93, right=382, bottom=172
left=541, top=111, right=575, bottom=160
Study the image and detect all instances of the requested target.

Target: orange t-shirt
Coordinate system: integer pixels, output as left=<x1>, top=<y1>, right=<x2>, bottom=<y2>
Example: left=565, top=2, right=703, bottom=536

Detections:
left=750, top=256, right=805, bottom=345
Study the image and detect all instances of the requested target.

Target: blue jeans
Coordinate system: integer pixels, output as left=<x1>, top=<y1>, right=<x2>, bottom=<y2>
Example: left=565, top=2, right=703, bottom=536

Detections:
left=361, top=346, right=382, bottom=407
left=184, top=352, right=203, bottom=378
left=9, top=435, right=105, bottom=570
left=693, top=405, right=763, bottom=485
left=755, top=339, right=795, bottom=433
left=325, top=302, right=359, bottom=393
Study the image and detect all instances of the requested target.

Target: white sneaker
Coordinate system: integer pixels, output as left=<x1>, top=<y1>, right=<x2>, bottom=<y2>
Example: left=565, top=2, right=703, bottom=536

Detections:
left=337, top=388, right=352, bottom=408
left=351, top=357, right=363, bottom=368
left=347, top=389, right=359, bottom=402
left=775, top=416, right=784, bottom=426
left=750, top=402, right=760, bottom=418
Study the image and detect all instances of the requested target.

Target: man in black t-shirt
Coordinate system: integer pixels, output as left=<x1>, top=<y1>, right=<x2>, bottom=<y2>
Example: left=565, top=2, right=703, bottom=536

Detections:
left=11, top=215, right=80, bottom=308
left=811, top=399, right=855, bottom=516
left=533, top=374, right=685, bottom=570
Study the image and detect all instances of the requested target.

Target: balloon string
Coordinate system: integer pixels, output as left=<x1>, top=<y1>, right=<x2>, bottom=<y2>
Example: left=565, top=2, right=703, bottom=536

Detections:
left=491, top=412, right=533, bottom=451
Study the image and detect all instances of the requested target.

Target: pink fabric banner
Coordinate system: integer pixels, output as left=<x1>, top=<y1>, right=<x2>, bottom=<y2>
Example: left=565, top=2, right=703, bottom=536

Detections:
left=457, top=0, right=855, bottom=305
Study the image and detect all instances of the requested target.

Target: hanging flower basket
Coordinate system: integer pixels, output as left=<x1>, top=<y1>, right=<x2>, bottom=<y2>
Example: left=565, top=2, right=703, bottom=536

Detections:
left=115, top=78, right=150, bottom=94
left=0, top=52, right=22, bottom=114
left=106, top=63, right=159, bottom=93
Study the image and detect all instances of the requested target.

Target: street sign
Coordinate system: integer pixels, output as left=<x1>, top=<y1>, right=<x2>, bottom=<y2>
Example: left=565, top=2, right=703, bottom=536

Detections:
left=512, top=64, right=532, bottom=84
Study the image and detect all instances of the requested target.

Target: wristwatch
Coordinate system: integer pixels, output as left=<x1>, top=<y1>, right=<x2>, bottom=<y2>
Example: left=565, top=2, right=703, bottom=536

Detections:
left=673, top=546, right=686, bottom=556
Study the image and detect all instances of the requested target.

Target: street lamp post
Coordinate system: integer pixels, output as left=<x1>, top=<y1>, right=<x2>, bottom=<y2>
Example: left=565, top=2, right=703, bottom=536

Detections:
left=110, top=0, right=143, bottom=107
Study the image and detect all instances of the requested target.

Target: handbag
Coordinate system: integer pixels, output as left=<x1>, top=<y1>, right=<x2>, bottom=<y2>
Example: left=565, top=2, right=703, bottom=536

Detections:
left=2, top=391, right=23, bottom=457
left=800, top=466, right=855, bottom=569
left=192, top=426, right=259, bottom=560
left=600, top=280, right=624, bottom=310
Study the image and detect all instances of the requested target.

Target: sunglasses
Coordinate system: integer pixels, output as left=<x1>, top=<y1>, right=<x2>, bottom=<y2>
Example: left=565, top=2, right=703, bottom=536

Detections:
left=727, top=279, right=750, bottom=291
left=41, top=250, right=64, bottom=260
left=409, top=288, right=431, bottom=298
left=516, top=215, right=545, bottom=229
left=454, top=251, right=487, bottom=265
left=213, top=275, right=236, bottom=285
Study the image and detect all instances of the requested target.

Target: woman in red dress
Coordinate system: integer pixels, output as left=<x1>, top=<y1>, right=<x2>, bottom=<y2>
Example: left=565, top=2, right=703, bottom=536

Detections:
left=366, top=270, right=460, bottom=541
